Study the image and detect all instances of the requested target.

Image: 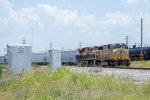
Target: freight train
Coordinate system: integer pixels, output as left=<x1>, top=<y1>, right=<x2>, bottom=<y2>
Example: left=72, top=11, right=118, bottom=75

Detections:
left=0, top=51, right=79, bottom=65
left=0, top=43, right=131, bottom=67
left=30, top=43, right=130, bottom=67
left=61, top=50, right=79, bottom=65
left=0, top=54, right=7, bottom=64
left=129, top=47, right=150, bottom=61
left=32, top=52, right=49, bottom=65
left=31, top=50, right=79, bottom=65
left=77, top=43, right=130, bottom=67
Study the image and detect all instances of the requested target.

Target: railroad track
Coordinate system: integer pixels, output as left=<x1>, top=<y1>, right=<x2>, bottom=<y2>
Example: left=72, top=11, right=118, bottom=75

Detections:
left=75, top=66, right=150, bottom=70
left=106, top=67, right=150, bottom=70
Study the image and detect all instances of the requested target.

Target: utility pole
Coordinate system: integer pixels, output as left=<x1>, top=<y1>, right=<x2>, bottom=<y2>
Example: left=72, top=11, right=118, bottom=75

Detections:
left=140, top=18, right=143, bottom=60
left=79, top=42, right=82, bottom=49
left=126, top=36, right=128, bottom=47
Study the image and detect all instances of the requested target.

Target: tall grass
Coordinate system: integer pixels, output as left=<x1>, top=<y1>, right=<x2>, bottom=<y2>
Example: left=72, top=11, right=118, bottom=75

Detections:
left=0, top=67, right=149, bottom=100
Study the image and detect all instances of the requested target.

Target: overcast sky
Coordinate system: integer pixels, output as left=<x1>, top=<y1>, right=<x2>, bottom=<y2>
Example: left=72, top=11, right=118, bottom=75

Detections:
left=0, top=0, right=150, bottom=53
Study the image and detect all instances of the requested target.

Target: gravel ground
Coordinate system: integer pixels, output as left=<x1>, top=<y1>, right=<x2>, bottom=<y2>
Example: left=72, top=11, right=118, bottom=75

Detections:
left=69, top=66, right=150, bottom=83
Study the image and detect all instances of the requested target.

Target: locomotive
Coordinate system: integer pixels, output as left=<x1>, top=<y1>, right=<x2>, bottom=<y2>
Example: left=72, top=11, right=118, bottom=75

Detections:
left=77, top=43, right=130, bottom=67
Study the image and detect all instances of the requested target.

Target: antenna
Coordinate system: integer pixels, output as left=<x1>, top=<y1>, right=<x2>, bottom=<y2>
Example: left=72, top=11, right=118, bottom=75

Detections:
left=22, top=37, right=26, bottom=44
left=50, top=42, right=52, bottom=50
left=62, top=46, right=64, bottom=51
left=46, top=46, right=47, bottom=52
left=31, top=27, right=34, bottom=46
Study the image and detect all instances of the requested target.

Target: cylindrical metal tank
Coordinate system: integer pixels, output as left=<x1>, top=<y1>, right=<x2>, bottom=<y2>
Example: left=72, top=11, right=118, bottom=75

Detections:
left=61, top=50, right=79, bottom=65
left=32, top=52, right=49, bottom=64
left=0, top=54, right=6, bottom=64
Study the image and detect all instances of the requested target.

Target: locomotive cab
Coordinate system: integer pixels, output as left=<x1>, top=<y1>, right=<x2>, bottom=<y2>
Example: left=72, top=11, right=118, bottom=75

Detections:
left=101, top=43, right=130, bottom=67
left=110, top=43, right=130, bottom=66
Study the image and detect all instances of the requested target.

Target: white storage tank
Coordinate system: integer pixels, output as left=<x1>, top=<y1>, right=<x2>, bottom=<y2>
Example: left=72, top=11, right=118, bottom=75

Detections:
left=7, top=44, right=32, bottom=74
left=48, top=50, right=61, bottom=71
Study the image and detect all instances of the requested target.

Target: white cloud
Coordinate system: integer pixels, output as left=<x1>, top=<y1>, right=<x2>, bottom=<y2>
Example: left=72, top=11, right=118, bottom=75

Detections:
left=37, top=4, right=97, bottom=28
left=122, top=0, right=150, bottom=5
left=101, top=11, right=132, bottom=28
left=0, top=0, right=150, bottom=53
left=122, top=0, right=139, bottom=5
left=0, top=0, right=13, bottom=17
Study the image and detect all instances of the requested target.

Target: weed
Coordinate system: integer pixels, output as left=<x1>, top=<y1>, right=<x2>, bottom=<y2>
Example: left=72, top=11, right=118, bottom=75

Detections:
left=0, top=65, right=3, bottom=78
left=0, top=67, right=149, bottom=100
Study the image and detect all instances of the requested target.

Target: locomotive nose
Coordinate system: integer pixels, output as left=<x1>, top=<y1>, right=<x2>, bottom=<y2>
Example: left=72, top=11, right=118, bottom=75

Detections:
left=118, top=54, right=123, bottom=60
left=115, top=49, right=128, bottom=60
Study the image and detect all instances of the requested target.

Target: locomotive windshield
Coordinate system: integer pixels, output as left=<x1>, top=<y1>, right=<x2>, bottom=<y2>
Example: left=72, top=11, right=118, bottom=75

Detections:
left=114, top=44, right=128, bottom=49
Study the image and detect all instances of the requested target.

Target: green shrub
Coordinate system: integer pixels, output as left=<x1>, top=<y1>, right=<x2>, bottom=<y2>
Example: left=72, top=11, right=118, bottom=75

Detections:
left=0, top=65, right=3, bottom=77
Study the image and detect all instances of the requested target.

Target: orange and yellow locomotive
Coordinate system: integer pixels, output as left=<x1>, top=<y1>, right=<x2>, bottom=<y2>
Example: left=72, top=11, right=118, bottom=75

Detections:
left=77, top=43, right=130, bottom=67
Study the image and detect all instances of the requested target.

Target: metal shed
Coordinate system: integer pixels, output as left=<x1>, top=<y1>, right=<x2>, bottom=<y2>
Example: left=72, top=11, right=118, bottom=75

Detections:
left=7, top=44, right=32, bottom=74
left=48, top=50, right=61, bottom=71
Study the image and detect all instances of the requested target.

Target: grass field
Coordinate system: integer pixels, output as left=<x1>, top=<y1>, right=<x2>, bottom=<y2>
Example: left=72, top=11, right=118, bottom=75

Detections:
left=0, top=64, right=150, bottom=100
left=130, top=61, right=150, bottom=68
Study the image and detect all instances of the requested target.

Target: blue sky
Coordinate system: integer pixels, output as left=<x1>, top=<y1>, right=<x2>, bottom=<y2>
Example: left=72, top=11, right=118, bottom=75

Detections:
left=0, top=0, right=150, bottom=53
